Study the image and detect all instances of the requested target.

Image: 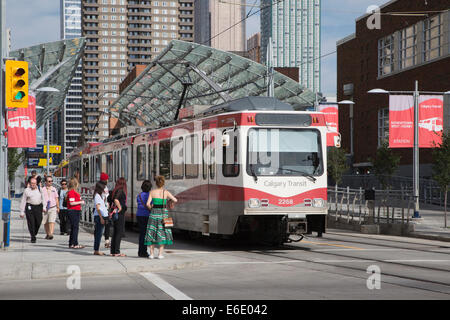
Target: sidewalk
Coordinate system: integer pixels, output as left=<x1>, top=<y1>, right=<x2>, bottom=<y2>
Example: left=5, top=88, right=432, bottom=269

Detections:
left=0, top=199, right=205, bottom=281
left=407, top=203, right=450, bottom=242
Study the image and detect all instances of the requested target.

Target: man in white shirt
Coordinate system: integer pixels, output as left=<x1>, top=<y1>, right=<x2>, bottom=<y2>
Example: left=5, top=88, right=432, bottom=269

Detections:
left=20, top=177, right=44, bottom=243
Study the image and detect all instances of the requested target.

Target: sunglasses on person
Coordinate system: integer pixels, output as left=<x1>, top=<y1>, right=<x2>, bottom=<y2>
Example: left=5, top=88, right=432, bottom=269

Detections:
left=47, top=180, right=53, bottom=183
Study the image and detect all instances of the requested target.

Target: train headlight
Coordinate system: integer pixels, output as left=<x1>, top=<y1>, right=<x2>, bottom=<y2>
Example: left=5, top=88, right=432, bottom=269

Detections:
left=313, top=198, right=325, bottom=208
left=248, top=198, right=261, bottom=208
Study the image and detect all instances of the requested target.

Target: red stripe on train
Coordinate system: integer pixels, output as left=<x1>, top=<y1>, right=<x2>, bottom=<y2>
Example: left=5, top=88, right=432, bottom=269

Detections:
left=175, top=185, right=327, bottom=207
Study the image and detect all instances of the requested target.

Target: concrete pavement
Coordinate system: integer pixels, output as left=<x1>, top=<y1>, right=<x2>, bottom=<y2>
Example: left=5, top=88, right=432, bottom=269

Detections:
left=0, top=199, right=205, bottom=281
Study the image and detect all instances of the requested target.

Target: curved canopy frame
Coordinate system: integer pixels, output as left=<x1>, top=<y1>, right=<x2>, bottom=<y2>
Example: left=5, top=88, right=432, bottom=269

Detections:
left=112, top=40, right=317, bottom=128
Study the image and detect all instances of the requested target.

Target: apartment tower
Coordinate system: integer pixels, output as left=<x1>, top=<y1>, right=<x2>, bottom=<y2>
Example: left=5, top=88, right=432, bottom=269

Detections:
left=261, top=0, right=321, bottom=93
left=60, top=0, right=83, bottom=160
left=194, top=0, right=246, bottom=52
left=81, top=0, right=195, bottom=142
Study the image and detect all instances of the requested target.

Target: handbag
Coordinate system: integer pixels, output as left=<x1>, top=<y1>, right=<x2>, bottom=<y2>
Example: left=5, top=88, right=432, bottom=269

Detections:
left=163, top=217, right=174, bottom=228
left=162, top=190, right=174, bottom=228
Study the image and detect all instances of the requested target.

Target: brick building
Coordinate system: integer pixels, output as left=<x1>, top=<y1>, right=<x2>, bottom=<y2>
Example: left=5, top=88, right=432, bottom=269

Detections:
left=337, top=0, right=450, bottom=177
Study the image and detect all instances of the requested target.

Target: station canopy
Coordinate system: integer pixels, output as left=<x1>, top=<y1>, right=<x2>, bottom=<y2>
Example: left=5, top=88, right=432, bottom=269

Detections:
left=9, top=37, right=85, bottom=128
left=112, top=40, right=317, bottom=128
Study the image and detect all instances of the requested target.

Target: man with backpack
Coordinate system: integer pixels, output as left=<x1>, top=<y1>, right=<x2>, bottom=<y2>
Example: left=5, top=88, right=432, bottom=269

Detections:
left=58, top=179, right=70, bottom=235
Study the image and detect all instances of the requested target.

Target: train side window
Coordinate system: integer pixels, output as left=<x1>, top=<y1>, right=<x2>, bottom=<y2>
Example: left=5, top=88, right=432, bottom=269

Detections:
left=159, top=140, right=170, bottom=179
left=171, top=137, right=184, bottom=180
left=148, top=144, right=152, bottom=180
left=101, top=154, right=107, bottom=174
left=136, top=145, right=146, bottom=181
left=95, top=155, right=101, bottom=181
left=121, top=149, right=128, bottom=180
left=152, top=143, right=157, bottom=179
left=185, top=134, right=199, bottom=179
left=223, top=134, right=240, bottom=177
left=210, top=134, right=215, bottom=180
left=115, top=151, right=120, bottom=182
left=106, top=153, right=113, bottom=178
left=202, top=134, right=207, bottom=180
left=83, top=158, right=89, bottom=183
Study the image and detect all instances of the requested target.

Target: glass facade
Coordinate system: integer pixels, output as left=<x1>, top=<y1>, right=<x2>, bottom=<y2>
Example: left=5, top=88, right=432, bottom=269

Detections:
left=260, top=0, right=321, bottom=93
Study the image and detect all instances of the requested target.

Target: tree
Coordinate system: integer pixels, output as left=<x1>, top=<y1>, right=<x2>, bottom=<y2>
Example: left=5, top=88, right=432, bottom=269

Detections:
left=7, top=148, right=25, bottom=185
left=370, top=141, right=401, bottom=190
left=432, top=132, right=450, bottom=228
left=327, top=147, right=348, bottom=187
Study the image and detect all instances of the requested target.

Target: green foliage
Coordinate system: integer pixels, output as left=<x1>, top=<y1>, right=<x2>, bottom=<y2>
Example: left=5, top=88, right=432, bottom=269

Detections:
left=370, top=141, right=401, bottom=190
left=327, top=147, right=348, bottom=186
left=432, top=132, right=450, bottom=192
left=7, top=148, right=25, bottom=184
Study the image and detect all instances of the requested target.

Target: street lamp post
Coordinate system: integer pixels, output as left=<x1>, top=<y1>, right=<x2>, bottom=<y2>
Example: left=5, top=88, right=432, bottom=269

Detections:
left=369, top=81, right=450, bottom=219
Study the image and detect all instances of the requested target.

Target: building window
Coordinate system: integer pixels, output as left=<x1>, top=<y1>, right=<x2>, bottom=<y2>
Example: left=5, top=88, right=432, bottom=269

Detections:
left=423, top=14, right=443, bottom=62
left=378, top=108, right=389, bottom=147
left=399, top=25, right=417, bottom=69
left=378, top=35, right=394, bottom=76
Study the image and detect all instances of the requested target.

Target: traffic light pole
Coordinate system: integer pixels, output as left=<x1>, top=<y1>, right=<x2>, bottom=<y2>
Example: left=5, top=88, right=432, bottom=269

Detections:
left=0, top=0, right=6, bottom=247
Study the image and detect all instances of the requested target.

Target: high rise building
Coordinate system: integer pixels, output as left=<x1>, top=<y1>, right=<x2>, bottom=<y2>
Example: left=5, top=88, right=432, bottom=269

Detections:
left=260, top=0, right=321, bottom=93
left=247, top=33, right=261, bottom=63
left=81, top=0, right=195, bottom=142
left=60, top=0, right=83, bottom=160
left=194, top=0, right=246, bottom=53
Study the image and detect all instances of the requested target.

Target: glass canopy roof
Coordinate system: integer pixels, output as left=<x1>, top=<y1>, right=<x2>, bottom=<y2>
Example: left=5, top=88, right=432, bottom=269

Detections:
left=112, top=40, right=317, bottom=128
left=9, top=37, right=85, bottom=128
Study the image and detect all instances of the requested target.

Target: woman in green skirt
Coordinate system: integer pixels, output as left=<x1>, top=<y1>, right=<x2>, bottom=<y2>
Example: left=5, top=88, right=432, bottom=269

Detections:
left=144, top=175, right=178, bottom=259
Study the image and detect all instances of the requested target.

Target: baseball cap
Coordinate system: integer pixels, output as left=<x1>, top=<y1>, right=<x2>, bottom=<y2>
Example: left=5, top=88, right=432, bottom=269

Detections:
left=100, top=172, right=109, bottom=181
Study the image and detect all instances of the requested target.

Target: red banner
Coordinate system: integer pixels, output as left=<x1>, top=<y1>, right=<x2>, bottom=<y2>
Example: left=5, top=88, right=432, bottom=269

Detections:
left=318, top=104, right=339, bottom=147
left=389, top=95, right=443, bottom=148
left=418, top=95, right=443, bottom=148
left=7, top=93, right=37, bottom=148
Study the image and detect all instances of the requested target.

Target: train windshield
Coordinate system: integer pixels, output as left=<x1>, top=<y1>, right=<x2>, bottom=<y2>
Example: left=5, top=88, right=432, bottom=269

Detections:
left=247, top=128, right=323, bottom=177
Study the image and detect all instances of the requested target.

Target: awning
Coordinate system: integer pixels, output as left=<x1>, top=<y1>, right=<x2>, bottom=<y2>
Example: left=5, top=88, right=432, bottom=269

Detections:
left=112, top=40, right=317, bottom=128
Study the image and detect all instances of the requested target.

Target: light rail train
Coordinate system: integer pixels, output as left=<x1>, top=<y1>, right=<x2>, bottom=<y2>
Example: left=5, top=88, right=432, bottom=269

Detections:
left=67, top=97, right=339, bottom=244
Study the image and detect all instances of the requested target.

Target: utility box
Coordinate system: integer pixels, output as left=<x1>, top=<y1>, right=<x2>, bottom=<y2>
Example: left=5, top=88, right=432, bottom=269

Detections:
left=2, top=198, right=11, bottom=248
left=364, top=189, right=376, bottom=201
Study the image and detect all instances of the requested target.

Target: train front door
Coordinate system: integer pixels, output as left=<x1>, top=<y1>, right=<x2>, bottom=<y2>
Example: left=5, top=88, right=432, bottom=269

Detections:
left=204, top=126, right=217, bottom=211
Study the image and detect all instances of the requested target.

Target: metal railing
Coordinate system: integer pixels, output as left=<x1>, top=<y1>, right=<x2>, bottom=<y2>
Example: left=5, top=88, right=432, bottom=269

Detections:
left=327, top=186, right=415, bottom=225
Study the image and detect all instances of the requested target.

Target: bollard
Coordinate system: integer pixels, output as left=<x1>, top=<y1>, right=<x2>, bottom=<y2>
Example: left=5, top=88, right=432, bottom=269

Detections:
left=1, top=198, right=11, bottom=249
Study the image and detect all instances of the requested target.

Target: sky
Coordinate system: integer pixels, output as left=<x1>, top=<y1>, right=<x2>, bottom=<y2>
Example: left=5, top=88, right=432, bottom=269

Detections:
left=5, top=0, right=388, bottom=96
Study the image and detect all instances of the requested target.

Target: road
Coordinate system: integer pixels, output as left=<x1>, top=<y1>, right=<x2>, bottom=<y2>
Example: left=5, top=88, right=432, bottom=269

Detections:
left=1, top=230, right=449, bottom=301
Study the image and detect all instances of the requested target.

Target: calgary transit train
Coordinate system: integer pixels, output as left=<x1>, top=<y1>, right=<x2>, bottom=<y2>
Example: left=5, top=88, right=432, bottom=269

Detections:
left=67, top=97, right=339, bottom=244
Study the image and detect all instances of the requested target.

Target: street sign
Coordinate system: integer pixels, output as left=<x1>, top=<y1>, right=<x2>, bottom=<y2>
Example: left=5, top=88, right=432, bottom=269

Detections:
left=27, top=145, right=44, bottom=153
left=38, top=158, right=52, bottom=166
left=27, top=158, right=52, bottom=167
left=43, top=145, right=62, bottom=154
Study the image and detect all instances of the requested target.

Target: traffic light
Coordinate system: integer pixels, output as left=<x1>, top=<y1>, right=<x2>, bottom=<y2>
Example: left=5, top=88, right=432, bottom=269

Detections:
left=5, top=60, right=29, bottom=108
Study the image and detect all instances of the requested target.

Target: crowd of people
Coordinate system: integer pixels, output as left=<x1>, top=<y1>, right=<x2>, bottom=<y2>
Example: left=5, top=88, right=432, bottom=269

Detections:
left=19, top=171, right=177, bottom=259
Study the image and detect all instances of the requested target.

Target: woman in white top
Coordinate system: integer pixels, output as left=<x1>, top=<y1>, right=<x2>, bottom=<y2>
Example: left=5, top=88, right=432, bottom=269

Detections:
left=93, top=182, right=109, bottom=256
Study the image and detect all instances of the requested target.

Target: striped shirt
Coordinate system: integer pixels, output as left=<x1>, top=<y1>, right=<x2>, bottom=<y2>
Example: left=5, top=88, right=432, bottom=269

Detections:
left=20, top=187, right=44, bottom=215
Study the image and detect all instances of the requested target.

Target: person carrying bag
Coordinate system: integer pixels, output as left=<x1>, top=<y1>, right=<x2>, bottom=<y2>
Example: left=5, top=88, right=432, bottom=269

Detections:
left=144, top=175, right=177, bottom=259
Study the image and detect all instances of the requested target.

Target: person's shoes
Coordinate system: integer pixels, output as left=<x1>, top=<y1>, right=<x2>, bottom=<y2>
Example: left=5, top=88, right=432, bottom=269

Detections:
left=45, top=235, right=50, bottom=240
left=139, top=254, right=150, bottom=258
left=60, top=232, right=65, bottom=235
left=31, top=239, right=36, bottom=243
left=157, top=255, right=164, bottom=259
left=48, top=235, right=54, bottom=240
left=94, top=251, right=105, bottom=256
left=149, top=255, right=154, bottom=259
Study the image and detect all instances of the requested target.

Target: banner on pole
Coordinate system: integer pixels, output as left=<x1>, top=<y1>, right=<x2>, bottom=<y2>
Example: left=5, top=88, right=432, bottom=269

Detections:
left=318, top=104, right=339, bottom=147
left=7, top=93, right=37, bottom=148
left=389, top=95, right=443, bottom=148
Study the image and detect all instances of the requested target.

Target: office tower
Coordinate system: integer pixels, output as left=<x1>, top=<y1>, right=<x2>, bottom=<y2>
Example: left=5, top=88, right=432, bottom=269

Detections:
left=194, top=0, right=246, bottom=53
left=60, top=0, right=83, bottom=160
left=261, top=0, right=321, bottom=93
left=81, top=0, right=195, bottom=142
left=247, top=33, right=261, bottom=63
